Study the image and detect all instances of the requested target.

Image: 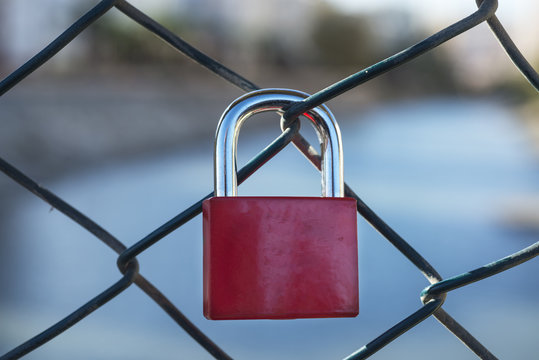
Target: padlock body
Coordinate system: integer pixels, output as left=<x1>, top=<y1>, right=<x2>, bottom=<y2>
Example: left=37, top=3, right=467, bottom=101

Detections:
left=202, top=196, right=358, bottom=320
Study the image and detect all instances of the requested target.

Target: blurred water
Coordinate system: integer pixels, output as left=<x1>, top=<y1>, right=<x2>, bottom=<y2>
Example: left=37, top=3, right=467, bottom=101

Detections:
left=1, top=99, right=538, bottom=359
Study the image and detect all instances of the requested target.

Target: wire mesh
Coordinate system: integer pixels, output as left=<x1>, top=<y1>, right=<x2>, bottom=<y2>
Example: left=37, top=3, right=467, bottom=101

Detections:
left=1, top=0, right=538, bottom=359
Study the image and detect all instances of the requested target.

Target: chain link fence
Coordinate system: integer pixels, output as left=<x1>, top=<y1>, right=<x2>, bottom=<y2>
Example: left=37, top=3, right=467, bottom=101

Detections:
left=1, top=0, right=538, bottom=359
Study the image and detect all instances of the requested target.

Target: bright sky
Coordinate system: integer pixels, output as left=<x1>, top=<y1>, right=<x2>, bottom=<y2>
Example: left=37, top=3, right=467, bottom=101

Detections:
left=329, top=0, right=537, bottom=20
left=329, top=0, right=539, bottom=60
left=329, top=0, right=538, bottom=33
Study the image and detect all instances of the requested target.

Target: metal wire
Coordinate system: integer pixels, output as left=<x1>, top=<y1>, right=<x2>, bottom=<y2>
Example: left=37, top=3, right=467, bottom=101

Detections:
left=1, top=0, right=538, bottom=359
left=283, top=0, right=499, bottom=121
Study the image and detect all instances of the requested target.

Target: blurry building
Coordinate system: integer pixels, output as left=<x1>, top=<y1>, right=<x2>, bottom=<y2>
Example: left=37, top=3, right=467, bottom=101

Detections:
left=0, top=0, right=315, bottom=71
left=165, top=0, right=317, bottom=68
left=0, top=0, right=88, bottom=70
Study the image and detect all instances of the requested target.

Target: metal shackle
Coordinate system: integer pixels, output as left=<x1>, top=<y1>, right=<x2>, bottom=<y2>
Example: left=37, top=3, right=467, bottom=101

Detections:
left=214, top=88, right=344, bottom=197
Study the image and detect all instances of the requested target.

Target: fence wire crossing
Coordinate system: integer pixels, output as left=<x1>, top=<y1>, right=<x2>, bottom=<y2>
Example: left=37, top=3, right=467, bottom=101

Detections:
left=1, top=0, right=538, bottom=359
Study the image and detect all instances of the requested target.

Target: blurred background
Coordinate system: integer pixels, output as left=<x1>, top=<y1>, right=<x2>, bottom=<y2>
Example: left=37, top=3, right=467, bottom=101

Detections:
left=0, top=0, right=538, bottom=359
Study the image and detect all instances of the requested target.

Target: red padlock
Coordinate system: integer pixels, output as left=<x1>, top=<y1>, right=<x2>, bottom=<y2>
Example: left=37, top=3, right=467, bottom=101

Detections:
left=203, top=89, right=358, bottom=320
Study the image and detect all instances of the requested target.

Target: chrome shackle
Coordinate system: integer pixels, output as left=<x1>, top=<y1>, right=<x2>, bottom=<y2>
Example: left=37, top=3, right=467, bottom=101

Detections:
left=214, top=88, right=345, bottom=197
